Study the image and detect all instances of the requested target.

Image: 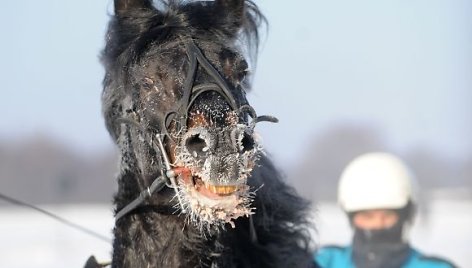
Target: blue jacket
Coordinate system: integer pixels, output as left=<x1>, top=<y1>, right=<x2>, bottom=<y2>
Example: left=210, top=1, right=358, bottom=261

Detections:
left=315, top=245, right=456, bottom=268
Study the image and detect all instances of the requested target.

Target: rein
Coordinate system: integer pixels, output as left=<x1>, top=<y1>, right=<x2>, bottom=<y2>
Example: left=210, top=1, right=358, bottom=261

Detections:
left=114, top=132, right=184, bottom=222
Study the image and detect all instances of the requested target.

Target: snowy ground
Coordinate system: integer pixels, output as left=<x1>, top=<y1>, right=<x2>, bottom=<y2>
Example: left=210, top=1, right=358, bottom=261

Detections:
left=0, top=205, right=114, bottom=268
left=1, top=198, right=470, bottom=268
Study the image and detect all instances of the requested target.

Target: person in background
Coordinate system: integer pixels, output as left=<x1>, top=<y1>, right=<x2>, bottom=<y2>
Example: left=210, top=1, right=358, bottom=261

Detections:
left=314, top=152, right=456, bottom=268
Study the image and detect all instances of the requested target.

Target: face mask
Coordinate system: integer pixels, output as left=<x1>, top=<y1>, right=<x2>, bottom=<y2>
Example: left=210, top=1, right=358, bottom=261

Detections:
left=351, top=218, right=411, bottom=268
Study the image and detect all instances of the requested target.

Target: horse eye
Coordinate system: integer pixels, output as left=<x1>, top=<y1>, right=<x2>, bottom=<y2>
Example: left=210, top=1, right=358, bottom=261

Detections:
left=236, top=59, right=250, bottom=83
left=144, top=77, right=154, bottom=82
left=142, top=77, right=154, bottom=90
left=185, top=134, right=208, bottom=156
left=239, top=70, right=249, bottom=82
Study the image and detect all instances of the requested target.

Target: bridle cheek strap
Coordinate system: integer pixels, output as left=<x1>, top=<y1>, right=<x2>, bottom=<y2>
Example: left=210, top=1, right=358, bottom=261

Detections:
left=114, top=174, right=167, bottom=221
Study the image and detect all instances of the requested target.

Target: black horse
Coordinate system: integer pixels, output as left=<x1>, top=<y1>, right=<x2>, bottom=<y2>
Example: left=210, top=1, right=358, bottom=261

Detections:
left=99, top=0, right=315, bottom=267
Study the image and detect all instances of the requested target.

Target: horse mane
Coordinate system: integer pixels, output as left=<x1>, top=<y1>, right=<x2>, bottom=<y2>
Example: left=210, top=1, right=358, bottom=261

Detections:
left=102, top=0, right=264, bottom=75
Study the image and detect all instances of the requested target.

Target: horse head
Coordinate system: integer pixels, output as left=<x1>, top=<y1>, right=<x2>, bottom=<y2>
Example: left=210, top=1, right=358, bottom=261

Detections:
left=102, top=0, right=276, bottom=231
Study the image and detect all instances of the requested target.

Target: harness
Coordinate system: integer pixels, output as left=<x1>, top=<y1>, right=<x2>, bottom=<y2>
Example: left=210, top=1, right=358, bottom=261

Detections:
left=114, top=39, right=277, bottom=222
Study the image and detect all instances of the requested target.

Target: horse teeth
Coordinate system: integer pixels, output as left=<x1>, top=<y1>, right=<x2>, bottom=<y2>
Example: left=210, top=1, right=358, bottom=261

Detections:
left=205, top=184, right=237, bottom=195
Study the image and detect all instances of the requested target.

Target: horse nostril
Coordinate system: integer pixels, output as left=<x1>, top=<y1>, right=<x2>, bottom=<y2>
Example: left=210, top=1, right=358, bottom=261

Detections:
left=241, top=133, right=255, bottom=152
left=185, top=134, right=208, bottom=157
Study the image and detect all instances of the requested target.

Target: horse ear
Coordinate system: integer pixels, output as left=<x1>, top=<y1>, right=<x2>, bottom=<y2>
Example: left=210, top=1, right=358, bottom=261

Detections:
left=114, top=0, right=153, bottom=16
left=215, top=0, right=245, bottom=28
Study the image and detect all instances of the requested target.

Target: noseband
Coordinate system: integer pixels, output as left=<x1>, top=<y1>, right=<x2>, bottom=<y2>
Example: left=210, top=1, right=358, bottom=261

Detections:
left=164, top=41, right=239, bottom=137
left=114, top=40, right=277, bottom=222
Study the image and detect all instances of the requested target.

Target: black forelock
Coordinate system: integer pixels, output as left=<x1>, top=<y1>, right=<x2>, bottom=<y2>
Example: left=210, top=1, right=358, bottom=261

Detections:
left=101, top=0, right=265, bottom=73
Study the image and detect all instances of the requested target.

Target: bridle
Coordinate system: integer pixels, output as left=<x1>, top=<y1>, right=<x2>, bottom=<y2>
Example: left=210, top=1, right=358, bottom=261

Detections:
left=114, top=39, right=277, bottom=223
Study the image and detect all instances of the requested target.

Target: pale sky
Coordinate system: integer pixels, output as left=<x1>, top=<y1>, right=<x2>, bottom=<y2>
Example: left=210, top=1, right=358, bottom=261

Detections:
left=1, top=0, right=471, bottom=168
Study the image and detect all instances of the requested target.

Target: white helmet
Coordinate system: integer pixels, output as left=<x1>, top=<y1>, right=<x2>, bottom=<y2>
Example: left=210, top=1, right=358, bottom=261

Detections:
left=338, top=152, right=415, bottom=213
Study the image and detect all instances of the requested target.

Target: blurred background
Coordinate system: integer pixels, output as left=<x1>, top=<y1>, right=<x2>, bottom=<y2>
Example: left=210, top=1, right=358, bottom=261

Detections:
left=0, top=0, right=470, bottom=267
